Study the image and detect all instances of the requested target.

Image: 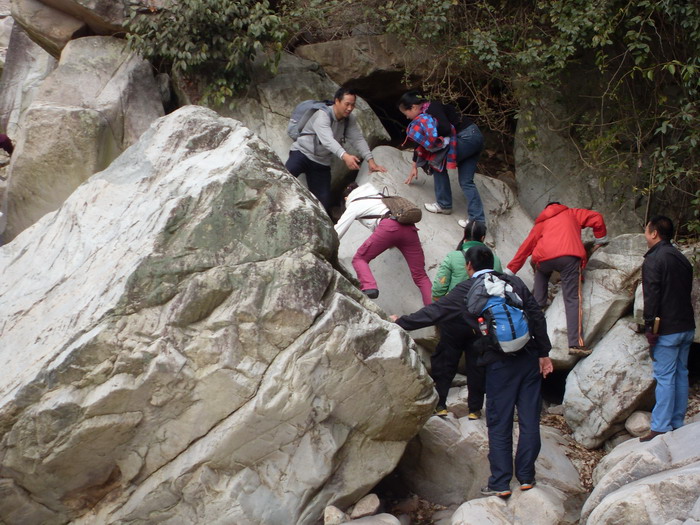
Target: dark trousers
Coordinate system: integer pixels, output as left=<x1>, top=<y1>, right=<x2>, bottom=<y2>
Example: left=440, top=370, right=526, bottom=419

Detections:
left=485, top=350, right=542, bottom=491
left=285, top=150, right=332, bottom=213
left=431, top=328, right=484, bottom=411
left=533, top=255, right=584, bottom=347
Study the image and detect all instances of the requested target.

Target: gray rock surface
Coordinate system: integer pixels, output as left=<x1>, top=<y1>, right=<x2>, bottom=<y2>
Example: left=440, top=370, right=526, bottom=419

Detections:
left=563, top=317, right=653, bottom=448
left=0, top=22, right=56, bottom=135
left=4, top=35, right=163, bottom=239
left=513, top=94, right=641, bottom=234
left=11, top=0, right=86, bottom=58
left=0, top=106, right=435, bottom=525
left=582, top=422, right=700, bottom=523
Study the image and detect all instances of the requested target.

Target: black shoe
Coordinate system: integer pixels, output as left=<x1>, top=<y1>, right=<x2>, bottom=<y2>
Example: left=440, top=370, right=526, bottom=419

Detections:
left=480, top=486, right=512, bottom=498
left=362, top=288, right=379, bottom=299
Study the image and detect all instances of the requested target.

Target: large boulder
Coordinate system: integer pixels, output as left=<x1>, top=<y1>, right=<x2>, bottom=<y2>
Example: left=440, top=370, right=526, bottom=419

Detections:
left=581, top=423, right=700, bottom=523
left=219, top=52, right=390, bottom=193
left=513, top=93, right=641, bottom=234
left=294, top=34, right=431, bottom=100
left=10, top=0, right=87, bottom=58
left=337, top=145, right=535, bottom=328
left=562, top=317, right=653, bottom=449
left=546, top=233, right=647, bottom=365
left=0, top=106, right=436, bottom=524
left=10, top=0, right=160, bottom=57
left=4, top=35, right=163, bottom=240
left=440, top=426, right=584, bottom=524
left=581, top=422, right=700, bottom=524
left=0, top=22, right=57, bottom=135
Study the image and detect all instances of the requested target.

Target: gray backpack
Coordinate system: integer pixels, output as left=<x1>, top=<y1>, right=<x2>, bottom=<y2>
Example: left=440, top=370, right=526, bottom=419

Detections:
left=287, top=100, right=348, bottom=141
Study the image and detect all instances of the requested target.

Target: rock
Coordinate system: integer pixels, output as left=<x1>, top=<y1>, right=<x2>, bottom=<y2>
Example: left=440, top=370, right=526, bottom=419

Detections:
left=220, top=53, right=390, bottom=193
left=350, top=493, right=382, bottom=519
left=295, top=35, right=430, bottom=93
left=562, top=317, right=654, bottom=448
left=11, top=0, right=87, bottom=58
left=0, top=23, right=57, bottom=136
left=513, top=93, right=640, bottom=234
left=546, top=234, right=648, bottom=366
left=450, top=483, right=574, bottom=525
left=581, top=421, right=700, bottom=523
left=0, top=11, right=12, bottom=67
left=446, top=386, right=470, bottom=419
left=0, top=106, right=436, bottom=524
left=398, top=415, right=490, bottom=506
left=4, top=35, right=163, bottom=240
left=625, top=411, right=651, bottom=437
left=338, top=145, right=536, bottom=331
left=584, top=462, right=700, bottom=524
left=397, top=416, right=583, bottom=510
left=325, top=505, right=350, bottom=525
left=341, top=514, right=402, bottom=525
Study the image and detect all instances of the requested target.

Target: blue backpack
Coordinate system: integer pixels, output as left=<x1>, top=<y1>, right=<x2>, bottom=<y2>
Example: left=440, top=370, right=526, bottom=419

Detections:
left=287, top=99, right=348, bottom=141
left=465, top=272, right=530, bottom=354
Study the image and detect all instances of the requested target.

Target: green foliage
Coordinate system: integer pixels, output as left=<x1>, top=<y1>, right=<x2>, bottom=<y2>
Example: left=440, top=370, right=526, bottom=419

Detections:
left=126, top=0, right=285, bottom=106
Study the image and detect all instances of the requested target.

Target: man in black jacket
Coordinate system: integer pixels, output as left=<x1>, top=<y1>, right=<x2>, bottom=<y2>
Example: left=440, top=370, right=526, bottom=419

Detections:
left=640, top=216, right=696, bottom=442
left=390, top=257, right=483, bottom=419
left=393, top=245, right=553, bottom=498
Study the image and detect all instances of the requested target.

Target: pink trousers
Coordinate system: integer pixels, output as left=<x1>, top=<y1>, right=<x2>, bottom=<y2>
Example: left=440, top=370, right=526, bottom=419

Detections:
left=352, top=218, right=432, bottom=305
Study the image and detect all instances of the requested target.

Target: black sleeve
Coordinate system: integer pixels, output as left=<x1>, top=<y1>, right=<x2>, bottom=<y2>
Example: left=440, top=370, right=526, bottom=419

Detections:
left=427, top=102, right=453, bottom=137
left=396, top=283, right=470, bottom=331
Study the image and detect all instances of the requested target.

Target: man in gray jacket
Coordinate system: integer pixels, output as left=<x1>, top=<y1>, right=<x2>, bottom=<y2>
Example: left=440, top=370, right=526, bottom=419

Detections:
left=285, top=87, right=386, bottom=214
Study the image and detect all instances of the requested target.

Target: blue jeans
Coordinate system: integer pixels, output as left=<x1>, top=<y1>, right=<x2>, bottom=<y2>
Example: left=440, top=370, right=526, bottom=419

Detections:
left=432, top=124, right=485, bottom=222
left=650, top=330, right=694, bottom=432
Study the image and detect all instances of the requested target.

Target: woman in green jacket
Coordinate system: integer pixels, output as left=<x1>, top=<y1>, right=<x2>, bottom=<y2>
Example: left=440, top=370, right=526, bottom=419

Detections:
left=432, top=221, right=502, bottom=301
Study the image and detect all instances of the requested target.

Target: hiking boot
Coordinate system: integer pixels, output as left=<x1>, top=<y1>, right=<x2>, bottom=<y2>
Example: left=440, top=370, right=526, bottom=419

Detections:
left=433, top=405, right=449, bottom=417
left=362, top=288, right=379, bottom=299
left=467, top=410, right=481, bottom=420
left=458, top=218, right=469, bottom=228
left=640, top=430, right=666, bottom=442
left=568, top=346, right=592, bottom=357
left=480, top=486, right=512, bottom=498
left=424, top=202, right=452, bottom=215
left=519, top=480, right=536, bottom=491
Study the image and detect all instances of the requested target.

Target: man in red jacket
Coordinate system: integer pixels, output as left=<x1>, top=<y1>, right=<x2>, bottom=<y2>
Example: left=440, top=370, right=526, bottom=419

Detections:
left=505, top=202, right=608, bottom=356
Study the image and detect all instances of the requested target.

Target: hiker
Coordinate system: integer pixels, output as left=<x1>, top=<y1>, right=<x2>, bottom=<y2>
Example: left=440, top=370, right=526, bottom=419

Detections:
left=398, top=91, right=485, bottom=228
left=463, top=245, right=553, bottom=499
left=505, top=202, right=608, bottom=356
left=335, top=182, right=431, bottom=305
left=640, top=216, right=695, bottom=442
left=285, top=87, right=387, bottom=214
left=390, top=244, right=489, bottom=420
left=0, top=133, right=13, bottom=156
left=432, top=220, right=502, bottom=301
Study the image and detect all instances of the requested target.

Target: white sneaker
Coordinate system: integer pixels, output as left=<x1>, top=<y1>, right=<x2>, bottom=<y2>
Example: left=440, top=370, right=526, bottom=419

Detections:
left=458, top=219, right=469, bottom=228
left=424, top=202, right=452, bottom=215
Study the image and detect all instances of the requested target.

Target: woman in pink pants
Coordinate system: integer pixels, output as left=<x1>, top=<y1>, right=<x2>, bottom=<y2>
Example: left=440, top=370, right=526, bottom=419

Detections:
left=335, top=182, right=432, bottom=305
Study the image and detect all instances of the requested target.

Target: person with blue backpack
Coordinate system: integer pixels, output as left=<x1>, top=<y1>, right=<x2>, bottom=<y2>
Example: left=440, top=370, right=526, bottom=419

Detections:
left=463, top=244, right=553, bottom=499
left=285, top=87, right=387, bottom=214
